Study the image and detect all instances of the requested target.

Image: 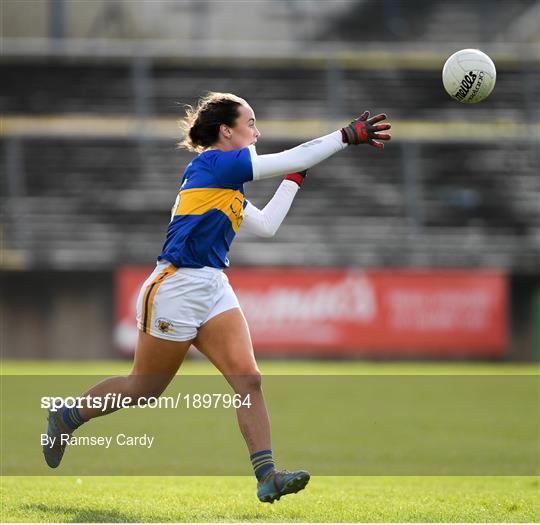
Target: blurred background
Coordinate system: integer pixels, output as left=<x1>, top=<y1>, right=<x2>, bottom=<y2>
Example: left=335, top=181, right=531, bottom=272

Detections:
left=1, top=0, right=539, bottom=361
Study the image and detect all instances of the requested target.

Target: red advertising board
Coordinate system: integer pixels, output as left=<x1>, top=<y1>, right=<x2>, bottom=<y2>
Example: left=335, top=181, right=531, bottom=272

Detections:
left=115, top=267, right=508, bottom=356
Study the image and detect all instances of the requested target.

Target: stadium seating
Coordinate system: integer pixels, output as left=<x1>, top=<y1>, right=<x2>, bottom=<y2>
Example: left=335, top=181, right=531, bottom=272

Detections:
left=319, top=0, right=538, bottom=44
left=1, top=136, right=538, bottom=271
left=2, top=62, right=538, bottom=121
left=1, top=0, right=538, bottom=273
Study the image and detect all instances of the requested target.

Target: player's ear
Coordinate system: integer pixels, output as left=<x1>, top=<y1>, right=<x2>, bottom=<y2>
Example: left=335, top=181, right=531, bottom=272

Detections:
left=220, top=123, right=232, bottom=139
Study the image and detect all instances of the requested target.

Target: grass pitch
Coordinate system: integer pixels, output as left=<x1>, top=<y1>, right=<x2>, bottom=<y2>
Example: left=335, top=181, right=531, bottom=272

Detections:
left=1, top=475, right=538, bottom=522
left=1, top=359, right=538, bottom=523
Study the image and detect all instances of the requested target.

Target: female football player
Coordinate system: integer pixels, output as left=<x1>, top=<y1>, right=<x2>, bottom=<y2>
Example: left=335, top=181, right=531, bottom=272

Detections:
left=43, top=92, right=390, bottom=503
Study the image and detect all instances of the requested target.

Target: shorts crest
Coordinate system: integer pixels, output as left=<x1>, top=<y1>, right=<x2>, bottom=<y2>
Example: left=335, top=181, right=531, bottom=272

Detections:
left=155, top=318, right=174, bottom=334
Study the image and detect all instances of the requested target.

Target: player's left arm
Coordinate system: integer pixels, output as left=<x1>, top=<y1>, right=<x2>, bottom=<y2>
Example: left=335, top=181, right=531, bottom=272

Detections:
left=241, top=171, right=307, bottom=238
left=249, top=112, right=391, bottom=180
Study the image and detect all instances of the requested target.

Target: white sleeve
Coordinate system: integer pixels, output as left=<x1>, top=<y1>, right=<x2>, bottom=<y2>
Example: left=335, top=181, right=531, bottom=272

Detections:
left=249, top=130, right=347, bottom=180
left=241, top=180, right=299, bottom=237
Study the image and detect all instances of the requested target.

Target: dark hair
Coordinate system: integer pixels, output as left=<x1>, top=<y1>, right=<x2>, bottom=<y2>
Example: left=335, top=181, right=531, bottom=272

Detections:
left=179, top=92, right=247, bottom=152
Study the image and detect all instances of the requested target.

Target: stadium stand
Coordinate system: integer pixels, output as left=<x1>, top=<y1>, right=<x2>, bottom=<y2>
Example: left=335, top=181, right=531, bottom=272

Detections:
left=2, top=62, right=539, bottom=121
left=320, top=0, right=538, bottom=44
left=1, top=1, right=538, bottom=274
left=1, top=135, right=538, bottom=271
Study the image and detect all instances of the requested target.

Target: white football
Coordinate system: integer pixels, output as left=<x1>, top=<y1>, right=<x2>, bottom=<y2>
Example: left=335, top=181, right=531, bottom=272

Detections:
left=442, top=49, right=496, bottom=103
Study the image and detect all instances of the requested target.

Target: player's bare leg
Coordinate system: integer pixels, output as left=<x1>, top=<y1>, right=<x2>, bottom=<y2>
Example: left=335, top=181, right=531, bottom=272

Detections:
left=78, top=331, right=192, bottom=419
left=43, top=331, right=192, bottom=468
left=194, top=307, right=309, bottom=503
left=195, top=307, right=270, bottom=453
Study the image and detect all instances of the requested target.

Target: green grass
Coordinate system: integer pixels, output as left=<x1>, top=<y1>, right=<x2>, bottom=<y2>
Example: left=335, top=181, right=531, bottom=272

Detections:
left=1, top=358, right=538, bottom=375
left=1, top=476, right=538, bottom=522
left=1, top=359, right=539, bottom=522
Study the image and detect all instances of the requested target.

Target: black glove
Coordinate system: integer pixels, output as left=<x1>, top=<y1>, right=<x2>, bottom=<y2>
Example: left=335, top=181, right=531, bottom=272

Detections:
left=341, top=111, right=391, bottom=149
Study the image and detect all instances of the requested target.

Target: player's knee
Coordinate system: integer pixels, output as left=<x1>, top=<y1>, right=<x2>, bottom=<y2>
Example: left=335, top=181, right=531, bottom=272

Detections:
left=228, top=370, right=262, bottom=394
left=245, top=371, right=262, bottom=392
left=126, top=374, right=168, bottom=400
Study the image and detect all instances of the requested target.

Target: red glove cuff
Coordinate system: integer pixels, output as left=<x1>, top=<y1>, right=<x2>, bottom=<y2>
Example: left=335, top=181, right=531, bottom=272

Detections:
left=284, top=172, right=306, bottom=187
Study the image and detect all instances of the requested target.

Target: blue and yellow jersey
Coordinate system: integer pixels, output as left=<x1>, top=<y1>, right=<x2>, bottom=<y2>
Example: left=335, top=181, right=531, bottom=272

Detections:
left=158, top=147, right=254, bottom=268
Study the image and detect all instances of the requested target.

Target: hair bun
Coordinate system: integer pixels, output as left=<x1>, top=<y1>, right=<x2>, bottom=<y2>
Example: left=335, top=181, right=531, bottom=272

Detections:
left=189, top=123, right=202, bottom=145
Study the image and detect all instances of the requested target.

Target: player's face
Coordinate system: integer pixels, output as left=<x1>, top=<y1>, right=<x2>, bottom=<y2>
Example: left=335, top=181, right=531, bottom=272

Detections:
left=229, top=104, right=260, bottom=149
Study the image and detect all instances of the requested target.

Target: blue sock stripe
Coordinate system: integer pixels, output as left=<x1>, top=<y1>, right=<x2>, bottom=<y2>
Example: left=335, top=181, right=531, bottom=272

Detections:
left=252, top=456, right=273, bottom=468
left=250, top=449, right=272, bottom=460
left=254, top=460, right=274, bottom=471
left=61, top=406, right=86, bottom=430
left=250, top=449, right=275, bottom=482
left=251, top=452, right=272, bottom=461
left=251, top=454, right=272, bottom=461
left=69, top=407, right=85, bottom=425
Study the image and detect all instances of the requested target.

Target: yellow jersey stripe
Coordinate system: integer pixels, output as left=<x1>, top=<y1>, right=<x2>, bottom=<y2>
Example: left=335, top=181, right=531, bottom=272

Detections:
left=175, top=188, right=245, bottom=233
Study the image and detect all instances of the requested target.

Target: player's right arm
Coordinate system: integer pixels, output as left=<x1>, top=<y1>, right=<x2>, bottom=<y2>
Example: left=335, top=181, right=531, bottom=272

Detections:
left=250, top=111, right=391, bottom=180
left=241, top=171, right=307, bottom=238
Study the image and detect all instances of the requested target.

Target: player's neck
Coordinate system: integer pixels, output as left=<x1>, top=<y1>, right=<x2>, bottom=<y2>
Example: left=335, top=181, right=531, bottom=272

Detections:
left=210, top=138, right=243, bottom=152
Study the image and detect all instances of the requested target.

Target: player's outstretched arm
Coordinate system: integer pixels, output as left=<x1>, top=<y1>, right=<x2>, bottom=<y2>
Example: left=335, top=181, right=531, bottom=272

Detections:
left=242, top=171, right=307, bottom=237
left=250, top=112, right=391, bottom=180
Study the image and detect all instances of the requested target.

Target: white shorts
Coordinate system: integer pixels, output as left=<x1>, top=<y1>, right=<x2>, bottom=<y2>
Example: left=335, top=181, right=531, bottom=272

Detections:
left=136, top=260, right=240, bottom=342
